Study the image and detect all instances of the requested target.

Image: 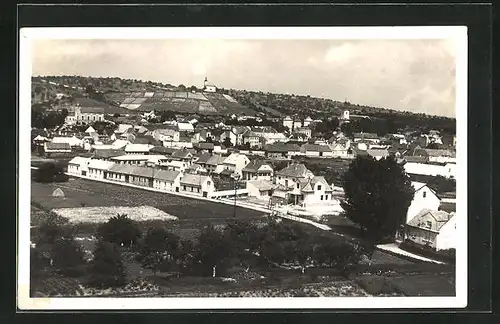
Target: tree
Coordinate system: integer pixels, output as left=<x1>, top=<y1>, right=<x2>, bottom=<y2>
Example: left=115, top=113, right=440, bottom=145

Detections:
left=33, top=162, right=68, bottom=183
left=193, top=225, right=232, bottom=277
left=51, top=237, right=86, bottom=277
left=222, top=137, right=233, bottom=148
left=426, top=142, right=440, bottom=149
left=87, top=241, right=126, bottom=288
left=139, top=228, right=180, bottom=275
left=97, top=214, right=141, bottom=248
left=341, top=156, right=414, bottom=254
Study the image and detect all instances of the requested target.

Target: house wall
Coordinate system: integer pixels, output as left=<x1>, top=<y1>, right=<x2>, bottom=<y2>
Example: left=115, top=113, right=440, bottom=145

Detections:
left=302, top=182, right=331, bottom=206
left=153, top=179, right=174, bottom=191
left=88, top=168, right=106, bottom=179
left=106, top=172, right=127, bottom=182
left=405, top=226, right=438, bottom=249
left=404, top=162, right=454, bottom=179
left=129, top=175, right=151, bottom=187
left=406, top=187, right=441, bottom=223
left=436, top=216, right=456, bottom=251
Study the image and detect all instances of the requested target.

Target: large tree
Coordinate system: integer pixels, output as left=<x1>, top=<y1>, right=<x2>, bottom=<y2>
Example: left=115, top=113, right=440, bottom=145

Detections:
left=50, top=237, right=86, bottom=277
left=139, top=228, right=180, bottom=275
left=194, top=225, right=232, bottom=277
left=341, top=156, right=414, bottom=252
left=87, top=241, right=126, bottom=288
left=97, top=214, right=141, bottom=248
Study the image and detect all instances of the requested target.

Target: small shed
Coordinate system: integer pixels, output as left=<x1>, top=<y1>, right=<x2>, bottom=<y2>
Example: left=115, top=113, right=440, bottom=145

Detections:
left=51, top=188, right=65, bottom=198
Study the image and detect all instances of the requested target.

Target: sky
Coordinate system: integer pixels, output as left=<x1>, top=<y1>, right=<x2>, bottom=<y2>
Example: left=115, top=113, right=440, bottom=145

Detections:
left=31, top=38, right=457, bottom=117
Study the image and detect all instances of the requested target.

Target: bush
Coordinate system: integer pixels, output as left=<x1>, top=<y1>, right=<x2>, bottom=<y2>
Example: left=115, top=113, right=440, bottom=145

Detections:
left=33, top=162, right=68, bottom=183
left=87, top=241, right=127, bottom=289
left=355, top=275, right=401, bottom=295
left=399, top=240, right=456, bottom=263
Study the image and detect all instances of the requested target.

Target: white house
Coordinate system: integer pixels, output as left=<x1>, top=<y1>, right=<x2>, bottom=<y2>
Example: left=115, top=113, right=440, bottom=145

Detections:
left=287, top=176, right=333, bottom=207
left=406, top=182, right=441, bottom=224
left=218, top=153, right=250, bottom=177
left=152, top=169, right=182, bottom=192
left=87, top=160, right=115, bottom=180
left=203, top=77, right=217, bottom=93
left=67, top=156, right=91, bottom=176
left=300, top=144, right=334, bottom=157
left=330, top=139, right=352, bottom=159
left=52, top=136, right=83, bottom=147
left=275, top=163, right=314, bottom=188
left=246, top=179, right=274, bottom=201
left=405, top=209, right=456, bottom=251
left=404, top=162, right=456, bottom=179
left=180, top=173, right=215, bottom=197
left=177, top=122, right=195, bottom=132
left=366, top=148, right=389, bottom=161
left=124, top=144, right=154, bottom=154
left=153, top=128, right=180, bottom=143
left=65, top=106, right=105, bottom=125
left=241, top=160, right=274, bottom=181
left=303, top=117, right=313, bottom=128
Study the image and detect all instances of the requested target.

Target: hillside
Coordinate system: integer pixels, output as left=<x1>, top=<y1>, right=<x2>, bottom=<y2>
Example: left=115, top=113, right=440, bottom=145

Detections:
left=32, top=76, right=259, bottom=116
left=105, top=90, right=258, bottom=116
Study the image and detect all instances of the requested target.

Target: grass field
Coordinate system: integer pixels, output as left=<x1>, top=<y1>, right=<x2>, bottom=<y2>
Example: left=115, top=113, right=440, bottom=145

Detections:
left=32, top=178, right=265, bottom=221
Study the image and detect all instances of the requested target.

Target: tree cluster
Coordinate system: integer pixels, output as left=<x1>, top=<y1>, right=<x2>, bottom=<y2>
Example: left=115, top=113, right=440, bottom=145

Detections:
left=32, top=105, right=68, bottom=129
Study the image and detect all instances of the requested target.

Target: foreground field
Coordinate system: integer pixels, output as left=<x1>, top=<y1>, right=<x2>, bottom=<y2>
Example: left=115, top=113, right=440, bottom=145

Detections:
left=31, top=178, right=266, bottom=225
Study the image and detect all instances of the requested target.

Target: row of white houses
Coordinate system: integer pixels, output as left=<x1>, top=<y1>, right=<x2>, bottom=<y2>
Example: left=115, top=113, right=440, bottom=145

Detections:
left=67, top=157, right=246, bottom=199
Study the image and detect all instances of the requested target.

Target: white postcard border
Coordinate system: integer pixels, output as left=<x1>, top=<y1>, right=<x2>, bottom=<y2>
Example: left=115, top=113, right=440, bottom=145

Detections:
left=18, top=26, right=468, bottom=310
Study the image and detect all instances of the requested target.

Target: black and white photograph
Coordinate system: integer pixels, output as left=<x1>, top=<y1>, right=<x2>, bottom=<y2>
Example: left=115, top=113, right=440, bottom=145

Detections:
left=18, top=26, right=467, bottom=309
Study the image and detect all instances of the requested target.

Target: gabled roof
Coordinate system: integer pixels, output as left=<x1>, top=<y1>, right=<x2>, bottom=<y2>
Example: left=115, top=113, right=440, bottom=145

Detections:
left=108, top=163, right=137, bottom=175
left=366, top=148, right=389, bottom=158
left=196, top=152, right=212, bottom=164
left=297, top=176, right=332, bottom=193
left=87, top=159, right=114, bottom=170
left=153, top=169, right=181, bottom=182
left=45, top=142, right=71, bottom=150
left=149, top=146, right=177, bottom=155
left=68, top=156, right=91, bottom=165
left=172, top=149, right=192, bottom=159
left=206, top=154, right=226, bottom=166
left=247, top=179, right=273, bottom=192
left=276, top=163, right=312, bottom=178
left=180, top=173, right=210, bottom=187
left=301, top=144, right=332, bottom=152
left=422, top=148, right=455, bottom=158
left=223, top=153, right=248, bottom=165
left=93, top=149, right=125, bottom=159
left=242, top=160, right=272, bottom=173
left=411, top=181, right=440, bottom=199
left=407, top=208, right=453, bottom=232
left=80, top=107, right=105, bottom=114
left=124, top=144, right=154, bottom=152
left=265, top=142, right=301, bottom=153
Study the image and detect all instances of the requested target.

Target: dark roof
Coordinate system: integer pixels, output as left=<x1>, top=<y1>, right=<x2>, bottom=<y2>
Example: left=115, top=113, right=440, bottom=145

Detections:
left=276, top=163, right=311, bottom=178
left=206, top=154, right=226, bottom=166
left=301, top=144, right=332, bottom=152
left=171, top=149, right=192, bottom=159
left=93, top=149, right=124, bottom=159
left=196, top=152, right=212, bottom=164
left=242, top=160, right=271, bottom=173
left=194, top=142, right=215, bottom=150
left=133, top=136, right=160, bottom=145
left=149, top=146, right=177, bottom=155
left=153, top=169, right=180, bottom=182
left=404, top=156, right=429, bottom=163
left=265, top=142, right=301, bottom=153
left=45, top=142, right=71, bottom=150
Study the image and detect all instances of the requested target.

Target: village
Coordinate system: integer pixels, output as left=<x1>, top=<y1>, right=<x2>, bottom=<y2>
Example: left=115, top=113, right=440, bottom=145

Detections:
left=30, top=76, right=458, bottom=298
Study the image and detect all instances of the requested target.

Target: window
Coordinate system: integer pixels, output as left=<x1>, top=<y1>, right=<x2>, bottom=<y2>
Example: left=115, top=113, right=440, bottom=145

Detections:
left=297, top=183, right=300, bottom=189
left=320, top=195, right=323, bottom=201
left=207, top=181, right=211, bottom=186
left=317, top=185, right=322, bottom=191
left=325, top=195, right=329, bottom=200
left=285, top=180, right=288, bottom=186
left=183, top=185, right=186, bottom=191
left=423, top=191, right=427, bottom=198
left=425, top=221, right=432, bottom=229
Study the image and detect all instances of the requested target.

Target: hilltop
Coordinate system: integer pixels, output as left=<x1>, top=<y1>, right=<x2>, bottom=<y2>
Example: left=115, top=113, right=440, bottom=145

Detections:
left=31, top=75, right=456, bottom=134
left=32, top=76, right=258, bottom=117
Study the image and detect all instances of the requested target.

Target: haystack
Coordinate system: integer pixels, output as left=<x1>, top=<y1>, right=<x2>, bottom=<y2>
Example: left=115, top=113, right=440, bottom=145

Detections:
left=51, top=188, right=65, bottom=198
